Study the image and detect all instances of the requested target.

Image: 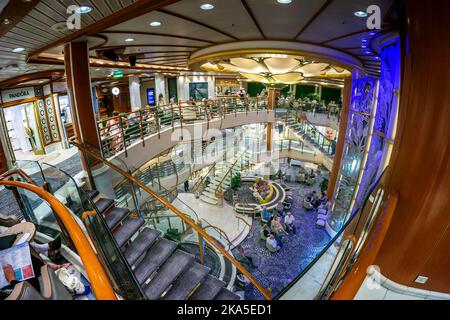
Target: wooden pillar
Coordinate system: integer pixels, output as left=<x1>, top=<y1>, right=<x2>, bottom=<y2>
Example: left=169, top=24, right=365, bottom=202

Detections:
left=327, top=78, right=351, bottom=199
left=266, top=87, right=279, bottom=151
left=64, top=42, right=101, bottom=157
left=0, top=141, right=9, bottom=174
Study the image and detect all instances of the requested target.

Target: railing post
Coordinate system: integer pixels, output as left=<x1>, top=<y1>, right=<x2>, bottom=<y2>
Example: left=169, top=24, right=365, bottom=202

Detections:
left=138, top=110, right=145, bottom=147
left=119, top=117, right=127, bottom=158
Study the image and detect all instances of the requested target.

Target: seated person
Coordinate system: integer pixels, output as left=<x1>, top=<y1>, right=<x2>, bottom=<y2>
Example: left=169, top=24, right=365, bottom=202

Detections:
left=303, top=197, right=314, bottom=210
left=261, top=206, right=271, bottom=221
left=319, top=192, right=328, bottom=204
left=271, top=216, right=288, bottom=238
left=266, top=234, right=280, bottom=253
left=260, top=224, right=271, bottom=241
left=311, top=195, right=321, bottom=209
left=275, top=201, right=285, bottom=215
left=284, top=212, right=296, bottom=235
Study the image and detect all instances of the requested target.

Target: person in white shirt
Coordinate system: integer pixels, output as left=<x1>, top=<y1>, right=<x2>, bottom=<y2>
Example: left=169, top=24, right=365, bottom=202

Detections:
left=284, top=212, right=296, bottom=234
left=266, top=234, right=280, bottom=253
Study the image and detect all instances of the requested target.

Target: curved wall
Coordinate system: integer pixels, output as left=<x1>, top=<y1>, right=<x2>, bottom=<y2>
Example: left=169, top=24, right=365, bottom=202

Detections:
left=375, top=0, right=450, bottom=294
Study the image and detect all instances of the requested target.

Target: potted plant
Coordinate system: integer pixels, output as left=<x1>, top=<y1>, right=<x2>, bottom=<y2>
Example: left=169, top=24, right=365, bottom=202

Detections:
left=320, top=177, right=329, bottom=194
left=231, top=172, right=243, bottom=195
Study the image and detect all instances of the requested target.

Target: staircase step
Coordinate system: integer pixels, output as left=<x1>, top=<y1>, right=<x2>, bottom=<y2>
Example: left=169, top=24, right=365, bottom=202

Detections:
left=114, top=218, right=144, bottom=248
left=94, top=198, right=115, bottom=213
left=163, top=263, right=210, bottom=300
left=214, top=288, right=241, bottom=300
left=134, top=238, right=177, bottom=284
left=105, top=207, right=130, bottom=230
left=144, top=250, right=194, bottom=300
left=190, top=275, right=225, bottom=300
left=123, top=228, right=161, bottom=266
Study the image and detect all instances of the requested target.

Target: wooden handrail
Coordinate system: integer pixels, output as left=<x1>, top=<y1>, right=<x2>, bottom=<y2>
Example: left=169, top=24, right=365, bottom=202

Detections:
left=0, top=179, right=117, bottom=300
left=72, top=140, right=272, bottom=300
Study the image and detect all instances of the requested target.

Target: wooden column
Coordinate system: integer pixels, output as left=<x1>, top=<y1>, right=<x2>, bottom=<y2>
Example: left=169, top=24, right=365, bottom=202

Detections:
left=64, top=42, right=101, bottom=151
left=0, top=140, right=9, bottom=174
left=327, top=77, right=351, bottom=199
left=266, top=87, right=279, bottom=151
left=374, top=0, right=450, bottom=294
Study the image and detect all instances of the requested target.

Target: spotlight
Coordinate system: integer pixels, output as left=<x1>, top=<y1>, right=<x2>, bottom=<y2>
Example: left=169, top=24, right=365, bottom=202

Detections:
left=129, top=56, right=137, bottom=67
left=354, top=11, right=368, bottom=18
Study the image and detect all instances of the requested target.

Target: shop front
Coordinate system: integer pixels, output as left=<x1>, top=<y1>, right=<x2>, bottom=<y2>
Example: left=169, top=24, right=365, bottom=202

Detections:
left=0, top=86, right=65, bottom=161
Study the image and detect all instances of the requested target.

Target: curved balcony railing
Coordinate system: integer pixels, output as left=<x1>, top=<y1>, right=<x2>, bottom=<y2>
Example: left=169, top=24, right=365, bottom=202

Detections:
left=0, top=169, right=118, bottom=300
left=98, top=97, right=269, bottom=158
left=72, top=139, right=273, bottom=300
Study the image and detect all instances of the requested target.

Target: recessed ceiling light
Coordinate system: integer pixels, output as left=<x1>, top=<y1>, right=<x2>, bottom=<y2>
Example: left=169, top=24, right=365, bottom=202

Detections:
left=200, top=3, right=214, bottom=10
left=149, top=21, right=161, bottom=27
left=277, top=0, right=293, bottom=4
left=76, top=6, right=92, bottom=14
left=125, top=38, right=135, bottom=42
left=354, top=11, right=368, bottom=18
left=12, top=47, right=25, bottom=53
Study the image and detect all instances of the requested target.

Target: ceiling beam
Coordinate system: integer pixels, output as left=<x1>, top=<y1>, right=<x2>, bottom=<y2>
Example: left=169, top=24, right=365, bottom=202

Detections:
left=0, top=0, right=40, bottom=38
left=293, top=0, right=334, bottom=40
left=27, top=0, right=181, bottom=61
left=156, top=9, right=239, bottom=41
left=240, top=0, right=265, bottom=39
left=99, top=30, right=217, bottom=45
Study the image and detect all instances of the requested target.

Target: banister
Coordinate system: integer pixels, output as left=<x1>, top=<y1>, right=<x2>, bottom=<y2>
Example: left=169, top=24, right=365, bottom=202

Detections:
left=191, top=162, right=217, bottom=193
left=72, top=140, right=272, bottom=300
left=0, top=176, right=117, bottom=300
left=215, top=147, right=250, bottom=194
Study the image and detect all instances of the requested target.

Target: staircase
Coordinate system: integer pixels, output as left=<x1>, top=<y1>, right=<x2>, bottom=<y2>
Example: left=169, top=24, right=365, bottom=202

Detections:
left=199, top=149, right=251, bottom=206
left=88, top=190, right=240, bottom=300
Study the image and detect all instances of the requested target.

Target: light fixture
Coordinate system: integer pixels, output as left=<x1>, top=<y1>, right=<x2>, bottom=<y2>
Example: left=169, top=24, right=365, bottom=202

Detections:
left=125, top=38, right=135, bottom=42
left=76, top=6, right=92, bottom=14
left=369, top=32, right=377, bottom=36
left=112, top=87, right=120, bottom=96
left=149, top=21, right=161, bottom=27
left=2, top=18, right=12, bottom=25
left=12, top=47, right=25, bottom=53
left=361, top=45, right=367, bottom=49
left=354, top=11, right=368, bottom=18
left=277, top=0, right=293, bottom=4
left=200, top=3, right=214, bottom=10
left=365, top=51, right=372, bottom=55
left=362, top=39, right=368, bottom=43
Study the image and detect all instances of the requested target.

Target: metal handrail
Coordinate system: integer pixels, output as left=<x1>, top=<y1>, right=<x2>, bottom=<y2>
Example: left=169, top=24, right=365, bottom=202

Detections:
left=72, top=139, right=272, bottom=300
left=215, top=147, right=250, bottom=194
left=0, top=171, right=117, bottom=300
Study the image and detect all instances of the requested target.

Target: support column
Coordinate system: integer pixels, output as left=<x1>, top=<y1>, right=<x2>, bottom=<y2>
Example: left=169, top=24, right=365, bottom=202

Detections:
left=327, top=78, right=351, bottom=199
left=266, top=87, right=279, bottom=151
left=64, top=42, right=101, bottom=167
left=128, top=75, right=142, bottom=111
left=155, top=74, right=167, bottom=106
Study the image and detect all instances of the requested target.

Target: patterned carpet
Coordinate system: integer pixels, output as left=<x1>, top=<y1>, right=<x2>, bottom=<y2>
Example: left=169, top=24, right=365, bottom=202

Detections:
left=231, top=171, right=331, bottom=300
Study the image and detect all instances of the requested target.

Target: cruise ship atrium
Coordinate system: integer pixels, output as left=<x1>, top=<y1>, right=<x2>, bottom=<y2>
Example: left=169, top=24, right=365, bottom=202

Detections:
left=0, top=0, right=448, bottom=304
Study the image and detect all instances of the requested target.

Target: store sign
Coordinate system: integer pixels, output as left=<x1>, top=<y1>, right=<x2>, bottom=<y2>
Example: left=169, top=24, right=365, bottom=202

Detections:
left=113, top=70, right=124, bottom=78
left=1, top=87, right=35, bottom=103
left=147, top=88, right=155, bottom=106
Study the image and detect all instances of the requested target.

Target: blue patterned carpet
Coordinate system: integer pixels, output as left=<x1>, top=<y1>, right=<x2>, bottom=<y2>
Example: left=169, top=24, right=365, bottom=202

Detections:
left=232, top=173, right=331, bottom=300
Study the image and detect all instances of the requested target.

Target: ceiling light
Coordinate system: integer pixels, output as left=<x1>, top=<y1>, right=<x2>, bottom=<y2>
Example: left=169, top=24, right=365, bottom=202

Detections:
left=149, top=21, right=161, bottom=27
left=2, top=18, right=12, bottom=25
left=125, top=38, right=135, bottom=42
left=277, top=0, right=293, bottom=4
left=200, top=3, right=214, bottom=10
left=76, top=6, right=92, bottom=14
left=354, top=11, right=368, bottom=18
left=12, top=47, right=25, bottom=53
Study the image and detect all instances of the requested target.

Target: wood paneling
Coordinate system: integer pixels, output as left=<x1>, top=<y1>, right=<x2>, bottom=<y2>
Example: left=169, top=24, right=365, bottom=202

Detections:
left=375, top=0, right=450, bottom=293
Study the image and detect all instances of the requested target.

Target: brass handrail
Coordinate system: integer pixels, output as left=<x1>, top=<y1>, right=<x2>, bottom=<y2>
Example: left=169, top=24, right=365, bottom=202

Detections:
left=0, top=175, right=117, bottom=300
left=215, top=147, right=250, bottom=194
left=191, top=162, right=216, bottom=193
left=72, top=140, right=272, bottom=300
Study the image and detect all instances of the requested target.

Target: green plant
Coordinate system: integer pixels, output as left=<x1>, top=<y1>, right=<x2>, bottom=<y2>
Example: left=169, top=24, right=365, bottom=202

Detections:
left=231, top=172, right=243, bottom=192
left=320, top=177, right=329, bottom=193
left=307, top=93, right=321, bottom=101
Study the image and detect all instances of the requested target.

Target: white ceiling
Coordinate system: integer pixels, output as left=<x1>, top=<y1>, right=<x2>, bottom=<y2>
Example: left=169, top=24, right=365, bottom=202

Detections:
left=0, top=0, right=397, bottom=84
